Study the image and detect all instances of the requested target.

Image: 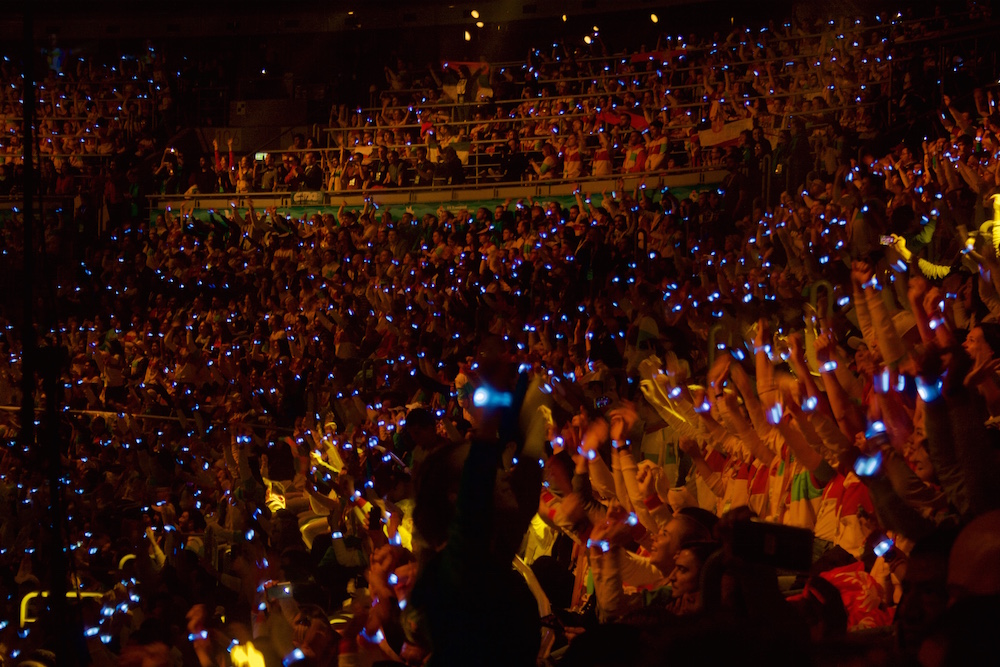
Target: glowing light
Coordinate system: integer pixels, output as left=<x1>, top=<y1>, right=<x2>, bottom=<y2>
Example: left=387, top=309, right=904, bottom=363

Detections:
left=651, top=13, right=658, bottom=23
left=464, top=30, right=471, bottom=41
left=471, top=9, right=479, bottom=19
left=584, top=35, right=592, bottom=44
left=476, top=21, right=484, bottom=28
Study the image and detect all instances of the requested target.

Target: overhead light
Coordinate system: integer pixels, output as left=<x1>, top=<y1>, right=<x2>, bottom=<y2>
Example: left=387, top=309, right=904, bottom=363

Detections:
left=464, top=30, right=471, bottom=41
left=584, top=35, right=592, bottom=44
left=651, top=14, right=658, bottom=23
left=476, top=21, right=484, bottom=28
left=347, top=10, right=353, bottom=15
left=562, top=14, right=567, bottom=21
left=593, top=25, right=599, bottom=32
left=471, top=10, right=479, bottom=19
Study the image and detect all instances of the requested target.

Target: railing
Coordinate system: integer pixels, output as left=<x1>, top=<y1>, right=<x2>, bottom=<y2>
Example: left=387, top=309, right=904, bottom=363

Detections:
left=147, top=167, right=728, bottom=213
left=355, top=80, right=883, bottom=121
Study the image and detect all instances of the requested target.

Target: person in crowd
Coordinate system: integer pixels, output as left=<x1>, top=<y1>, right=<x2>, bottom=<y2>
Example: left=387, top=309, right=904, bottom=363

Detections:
left=4, top=5, right=1000, bottom=666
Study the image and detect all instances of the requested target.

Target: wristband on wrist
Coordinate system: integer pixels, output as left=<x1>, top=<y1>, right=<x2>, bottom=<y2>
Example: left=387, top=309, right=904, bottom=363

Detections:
left=359, top=627, right=385, bottom=644
left=586, top=538, right=611, bottom=552
left=611, top=439, right=628, bottom=450
left=915, top=375, right=943, bottom=402
left=283, top=648, right=307, bottom=666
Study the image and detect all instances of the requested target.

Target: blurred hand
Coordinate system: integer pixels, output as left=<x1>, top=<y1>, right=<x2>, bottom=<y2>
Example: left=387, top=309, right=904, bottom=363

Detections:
left=607, top=403, right=638, bottom=441
left=907, top=274, right=929, bottom=311
left=678, top=437, right=702, bottom=459
left=753, top=317, right=768, bottom=351
left=558, top=492, right=587, bottom=524
left=580, top=418, right=609, bottom=457
left=636, top=462, right=662, bottom=499
left=851, top=260, right=874, bottom=288
left=787, top=332, right=806, bottom=366
left=588, top=501, right=633, bottom=548
left=923, top=287, right=943, bottom=317
left=708, top=353, right=731, bottom=390
left=813, top=331, right=834, bottom=364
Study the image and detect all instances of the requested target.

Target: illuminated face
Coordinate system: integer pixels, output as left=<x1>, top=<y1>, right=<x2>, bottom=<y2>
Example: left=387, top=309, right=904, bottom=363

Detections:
left=667, top=548, right=702, bottom=597
left=650, top=517, right=687, bottom=573
left=854, top=347, right=878, bottom=377
left=963, top=327, right=993, bottom=365
left=907, top=443, right=935, bottom=483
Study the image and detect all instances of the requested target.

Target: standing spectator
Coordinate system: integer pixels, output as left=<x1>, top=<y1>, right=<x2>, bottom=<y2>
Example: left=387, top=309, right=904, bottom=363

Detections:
left=412, top=146, right=436, bottom=187
left=529, top=144, right=559, bottom=180
left=283, top=154, right=305, bottom=190
left=213, top=138, right=236, bottom=193
left=498, top=138, right=528, bottom=182
left=368, top=146, right=390, bottom=188
left=258, top=153, right=279, bottom=192
left=302, top=152, right=324, bottom=191
left=192, top=156, right=218, bottom=194
left=342, top=152, right=367, bottom=190
left=644, top=121, right=669, bottom=172
left=384, top=150, right=408, bottom=188
left=622, top=131, right=648, bottom=174
left=437, top=146, right=465, bottom=185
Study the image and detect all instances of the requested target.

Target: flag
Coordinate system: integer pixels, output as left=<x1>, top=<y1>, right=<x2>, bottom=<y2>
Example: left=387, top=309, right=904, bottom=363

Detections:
left=697, top=118, right=753, bottom=147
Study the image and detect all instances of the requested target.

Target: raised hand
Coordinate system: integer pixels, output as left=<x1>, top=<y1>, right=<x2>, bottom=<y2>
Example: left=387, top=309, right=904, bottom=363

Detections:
left=678, top=436, right=702, bottom=460
left=907, top=274, right=929, bottom=311
left=813, top=330, right=834, bottom=364
left=607, top=402, right=638, bottom=441
left=580, top=417, right=610, bottom=458
left=636, top=462, right=662, bottom=500
left=851, top=260, right=874, bottom=288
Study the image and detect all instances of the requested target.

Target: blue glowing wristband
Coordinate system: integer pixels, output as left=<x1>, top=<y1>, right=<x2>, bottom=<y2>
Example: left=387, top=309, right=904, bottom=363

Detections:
left=853, top=450, right=882, bottom=477
left=915, top=376, right=943, bottom=402
left=586, top=538, right=611, bottom=552
left=283, top=648, right=306, bottom=666
left=359, top=627, right=385, bottom=644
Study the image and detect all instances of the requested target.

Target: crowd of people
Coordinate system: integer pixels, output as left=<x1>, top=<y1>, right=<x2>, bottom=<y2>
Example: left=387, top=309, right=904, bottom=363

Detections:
left=307, top=5, right=970, bottom=189
left=2, top=3, right=1000, bottom=667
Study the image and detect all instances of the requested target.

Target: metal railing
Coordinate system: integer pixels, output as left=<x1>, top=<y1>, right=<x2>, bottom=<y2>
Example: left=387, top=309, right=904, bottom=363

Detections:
left=147, top=167, right=728, bottom=213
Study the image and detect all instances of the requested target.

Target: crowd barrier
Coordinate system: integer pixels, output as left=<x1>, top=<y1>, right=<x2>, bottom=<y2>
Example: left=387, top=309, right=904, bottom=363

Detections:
left=146, top=169, right=728, bottom=219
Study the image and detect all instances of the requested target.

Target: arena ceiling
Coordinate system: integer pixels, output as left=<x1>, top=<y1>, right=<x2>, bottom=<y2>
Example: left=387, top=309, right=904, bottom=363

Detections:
left=3, top=1, right=808, bottom=40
